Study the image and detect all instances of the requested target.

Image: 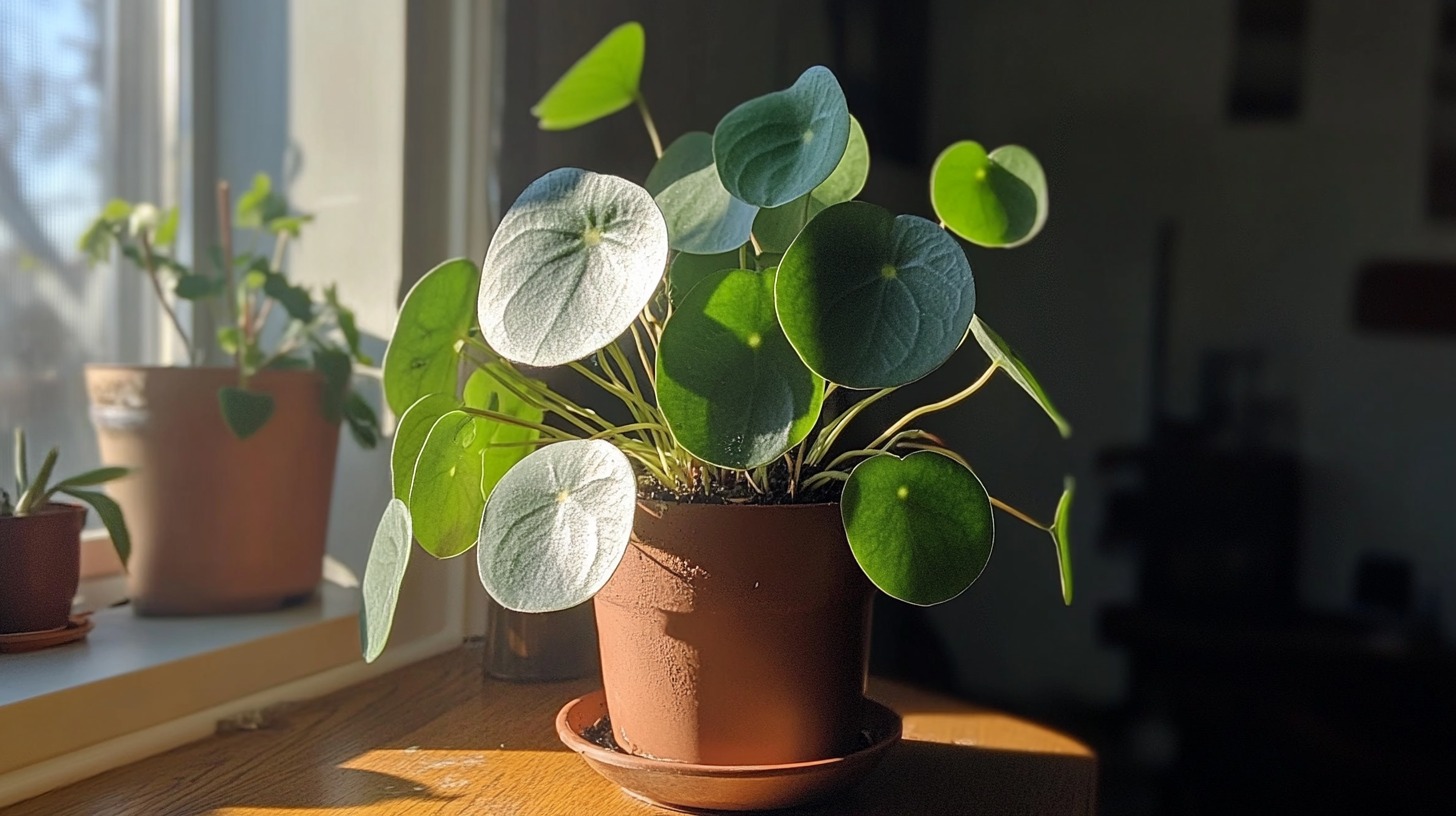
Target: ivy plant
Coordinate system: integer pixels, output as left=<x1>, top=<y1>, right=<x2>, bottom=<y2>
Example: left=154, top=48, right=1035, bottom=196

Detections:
left=80, top=174, right=380, bottom=447
left=3, top=429, right=131, bottom=566
left=363, top=23, right=1072, bottom=661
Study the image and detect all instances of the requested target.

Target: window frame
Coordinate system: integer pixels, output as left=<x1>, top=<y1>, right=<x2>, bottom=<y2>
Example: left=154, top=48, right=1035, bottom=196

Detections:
left=0, top=0, right=500, bottom=805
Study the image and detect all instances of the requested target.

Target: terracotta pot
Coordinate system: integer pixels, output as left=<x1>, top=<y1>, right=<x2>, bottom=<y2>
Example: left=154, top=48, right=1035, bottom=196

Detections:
left=594, top=501, right=874, bottom=765
left=0, top=503, right=85, bottom=634
left=85, top=366, right=340, bottom=616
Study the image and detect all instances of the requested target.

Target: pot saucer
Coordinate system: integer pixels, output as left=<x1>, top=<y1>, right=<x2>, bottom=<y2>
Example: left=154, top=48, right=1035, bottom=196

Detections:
left=0, top=614, right=94, bottom=654
left=556, top=690, right=902, bottom=812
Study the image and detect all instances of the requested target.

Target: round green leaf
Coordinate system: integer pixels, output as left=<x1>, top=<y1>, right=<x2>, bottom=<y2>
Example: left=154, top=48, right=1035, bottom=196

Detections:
left=531, top=22, right=645, bottom=130
left=1050, top=477, right=1074, bottom=605
left=713, top=66, right=850, bottom=208
left=668, top=248, right=742, bottom=304
left=752, top=194, right=816, bottom=255
left=478, top=168, right=668, bottom=367
left=812, top=114, right=869, bottom=207
left=463, top=365, right=545, bottom=497
left=410, top=411, right=490, bottom=558
left=969, top=316, right=1070, bottom=438
left=930, top=142, right=1048, bottom=248
left=390, top=393, right=459, bottom=503
left=382, top=258, right=480, bottom=416
left=646, top=132, right=758, bottom=254
left=841, top=451, right=994, bottom=606
left=657, top=268, right=825, bottom=469
left=361, top=498, right=411, bottom=663
left=751, top=115, right=870, bottom=253
left=476, top=439, right=637, bottom=613
left=776, top=201, right=976, bottom=388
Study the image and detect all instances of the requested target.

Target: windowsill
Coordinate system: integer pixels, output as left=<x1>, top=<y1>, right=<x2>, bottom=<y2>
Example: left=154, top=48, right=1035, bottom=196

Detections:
left=0, top=577, right=462, bottom=809
left=0, top=582, right=359, bottom=714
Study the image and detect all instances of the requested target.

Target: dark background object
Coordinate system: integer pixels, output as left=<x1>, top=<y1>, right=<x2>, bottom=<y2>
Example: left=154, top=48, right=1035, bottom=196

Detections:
left=1353, top=261, right=1456, bottom=336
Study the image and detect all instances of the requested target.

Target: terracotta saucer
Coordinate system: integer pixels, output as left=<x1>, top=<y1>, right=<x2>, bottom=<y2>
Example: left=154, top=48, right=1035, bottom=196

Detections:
left=0, top=614, right=95, bottom=654
left=556, top=690, right=902, bottom=812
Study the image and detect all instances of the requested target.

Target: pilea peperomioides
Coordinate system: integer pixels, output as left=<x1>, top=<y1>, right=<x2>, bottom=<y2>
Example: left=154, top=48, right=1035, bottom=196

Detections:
left=363, top=22, right=1073, bottom=661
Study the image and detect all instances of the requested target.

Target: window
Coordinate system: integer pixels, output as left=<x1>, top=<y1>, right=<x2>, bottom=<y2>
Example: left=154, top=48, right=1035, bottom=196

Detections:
left=0, top=0, right=165, bottom=483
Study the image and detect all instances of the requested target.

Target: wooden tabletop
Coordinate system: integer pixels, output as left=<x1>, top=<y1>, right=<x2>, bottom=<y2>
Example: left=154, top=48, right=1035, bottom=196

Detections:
left=4, top=646, right=1096, bottom=815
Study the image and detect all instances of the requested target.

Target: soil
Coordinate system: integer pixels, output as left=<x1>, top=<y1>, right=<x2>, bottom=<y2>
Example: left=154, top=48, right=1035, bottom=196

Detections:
left=636, top=460, right=844, bottom=506
left=583, top=714, right=622, bottom=752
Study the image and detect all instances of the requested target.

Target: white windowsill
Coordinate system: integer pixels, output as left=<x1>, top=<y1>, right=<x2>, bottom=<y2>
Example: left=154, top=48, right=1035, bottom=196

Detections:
left=0, top=582, right=358, bottom=712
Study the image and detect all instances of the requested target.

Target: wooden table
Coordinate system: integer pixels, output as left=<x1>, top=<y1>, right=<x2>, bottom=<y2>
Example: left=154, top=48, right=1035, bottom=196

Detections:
left=4, top=646, right=1096, bottom=815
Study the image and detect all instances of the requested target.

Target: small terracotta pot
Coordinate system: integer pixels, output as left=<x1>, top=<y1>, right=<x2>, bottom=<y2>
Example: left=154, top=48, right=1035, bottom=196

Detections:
left=85, top=366, right=340, bottom=616
left=594, top=501, right=874, bottom=765
left=0, top=503, right=85, bottom=634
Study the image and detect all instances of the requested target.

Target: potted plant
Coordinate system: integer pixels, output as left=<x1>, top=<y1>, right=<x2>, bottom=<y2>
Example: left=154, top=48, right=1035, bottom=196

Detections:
left=78, top=175, right=380, bottom=616
left=362, top=21, right=1073, bottom=808
left=1, top=429, right=130, bottom=636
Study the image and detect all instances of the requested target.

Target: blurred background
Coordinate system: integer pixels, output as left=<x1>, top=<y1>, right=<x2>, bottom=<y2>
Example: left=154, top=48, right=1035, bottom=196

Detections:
left=3, top=1, right=1454, bottom=813
left=504, top=3, right=1456, bottom=811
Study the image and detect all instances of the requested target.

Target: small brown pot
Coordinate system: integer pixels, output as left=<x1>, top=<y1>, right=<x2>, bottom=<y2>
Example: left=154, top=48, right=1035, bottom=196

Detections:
left=0, top=503, right=86, bottom=634
left=594, top=501, right=874, bottom=765
left=85, top=366, right=340, bottom=616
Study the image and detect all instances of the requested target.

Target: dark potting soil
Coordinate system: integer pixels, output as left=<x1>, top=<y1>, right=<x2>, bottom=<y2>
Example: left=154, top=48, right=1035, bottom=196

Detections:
left=635, top=460, right=844, bottom=506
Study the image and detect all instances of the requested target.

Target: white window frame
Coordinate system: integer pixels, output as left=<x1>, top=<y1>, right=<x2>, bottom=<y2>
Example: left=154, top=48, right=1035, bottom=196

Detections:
left=0, top=0, right=499, bottom=806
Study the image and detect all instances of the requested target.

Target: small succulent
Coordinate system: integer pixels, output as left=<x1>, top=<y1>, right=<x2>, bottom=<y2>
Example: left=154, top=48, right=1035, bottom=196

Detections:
left=4, top=429, right=132, bottom=565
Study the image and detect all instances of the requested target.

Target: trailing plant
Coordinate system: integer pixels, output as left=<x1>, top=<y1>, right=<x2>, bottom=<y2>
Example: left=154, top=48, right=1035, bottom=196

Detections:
left=361, top=22, right=1074, bottom=660
left=79, top=174, right=380, bottom=447
left=2, top=429, right=132, bottom=565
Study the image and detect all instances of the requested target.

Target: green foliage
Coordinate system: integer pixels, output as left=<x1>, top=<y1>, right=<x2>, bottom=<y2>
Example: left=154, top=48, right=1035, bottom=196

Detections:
left=969, top=317, right=1071, bottom=438
left=364, top=23, right=1077, bottom=661
left=657, top=268, right=823, bottom=468
left=476, top=168, right=668, bottom=367
left=531, top=22, right=645, bottom=130
left=381, top=259, right=481, bottom=416
left=841, top=451, right=994, bottom=605
left=712, top=66, right=851, bottom=208
left=776, top=202, right=976, bottom=388
left=4, top=428, right=132, bottom=566
left=646, top=131, right=758, bottom=254
left=931, top=142, right=1048, bottom=248
left=475, top=440, right=636, bottom=613
left=360, top=498, right=411, bottom=662
left=79, top=173, right=379, bottom=448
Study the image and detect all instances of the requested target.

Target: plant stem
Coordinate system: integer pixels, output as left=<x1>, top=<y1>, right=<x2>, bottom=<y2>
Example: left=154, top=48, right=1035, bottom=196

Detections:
left=459, top=406, right=580, bottom=440
left=137, top=234, right=193, bottom=363
left=990, top=496, right=1050, bottom=531
left=634, top=94, right=664, bottom=159
left=216, top=180, right=242, bottom=379
left=800, top=469, right=850, bottom=492
left=868, top=364, right=997, bottom=449
left=807, top=387, right=897, bottom=465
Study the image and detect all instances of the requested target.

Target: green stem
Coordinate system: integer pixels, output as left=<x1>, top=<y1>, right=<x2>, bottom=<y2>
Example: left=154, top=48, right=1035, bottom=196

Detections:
left=868, top=364, right=997, bottom=449
left=808, top=387, right=897, bottom=465
left=991, top=496, right=1050, bottom=531
left=137, top=235, right=193, bottom=363
left=800, top=469, right=850, bottom=493
left=634, top=94, right=664, bottom=159
left=459, top=406, right=580, bottom=440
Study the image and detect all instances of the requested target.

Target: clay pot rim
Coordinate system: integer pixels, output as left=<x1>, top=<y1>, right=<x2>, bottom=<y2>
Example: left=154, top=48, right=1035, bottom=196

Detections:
left=635, top=498, right=840, bottom=510
left=0, top=502, right=87, bottom=523
left=556, top=690, right=902, bottom=777
left=85, top=363, right=322, bottom=377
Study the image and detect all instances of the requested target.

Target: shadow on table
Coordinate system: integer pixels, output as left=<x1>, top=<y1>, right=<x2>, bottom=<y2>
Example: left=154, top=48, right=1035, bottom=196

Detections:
left=791, top=739, right=1098, bottom=815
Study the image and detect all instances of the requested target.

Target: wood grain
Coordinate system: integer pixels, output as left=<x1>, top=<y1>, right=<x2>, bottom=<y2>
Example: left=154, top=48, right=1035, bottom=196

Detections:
left=2, top=646, right=1096, bottom=815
